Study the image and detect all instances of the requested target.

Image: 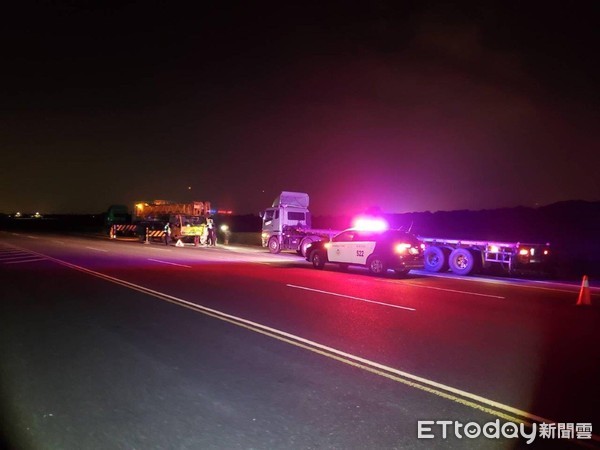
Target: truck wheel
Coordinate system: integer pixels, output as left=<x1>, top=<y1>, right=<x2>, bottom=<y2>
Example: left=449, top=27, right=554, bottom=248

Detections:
left=367, top=255, right=387, bottom=275
left=268, top=237, right=281, bottom=254
left=311, top=250, right=326, bottom=269
left=300, top=238, right=315, bottom=257
left=448, top=248, right=476, bottom=276
left=423, top=246, right=449, bottom=272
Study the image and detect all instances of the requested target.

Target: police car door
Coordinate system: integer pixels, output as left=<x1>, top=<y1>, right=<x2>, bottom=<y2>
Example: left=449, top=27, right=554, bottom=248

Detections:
left=351, top=231, right=377, bottom=265
left=327, top=230, right=355, bottom=263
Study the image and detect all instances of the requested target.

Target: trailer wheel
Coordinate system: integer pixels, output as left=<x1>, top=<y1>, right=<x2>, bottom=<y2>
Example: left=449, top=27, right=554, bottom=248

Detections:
left=448, top=248, right=477, bottom=276
left=423, top=246, right=449, bottom=272
left=367, top=255, right=387, bottom=275
left=268, top=237, right=281, bottom=254
left=311, top=250, right=326, bottom=269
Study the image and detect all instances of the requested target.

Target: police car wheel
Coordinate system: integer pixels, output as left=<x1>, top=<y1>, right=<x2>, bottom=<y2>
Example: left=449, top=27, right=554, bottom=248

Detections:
left=367, top=255, right=387, bottom=275
left=311, top=250, right=325, bottom=269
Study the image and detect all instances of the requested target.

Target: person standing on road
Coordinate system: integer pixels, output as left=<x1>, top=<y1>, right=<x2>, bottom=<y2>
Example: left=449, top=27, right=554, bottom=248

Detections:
left=164, top=222, right=171, bottom=246
left=207, top=217, right=216, bottom=246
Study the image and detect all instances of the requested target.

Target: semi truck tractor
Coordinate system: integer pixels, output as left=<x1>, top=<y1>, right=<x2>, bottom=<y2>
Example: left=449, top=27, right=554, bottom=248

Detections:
left=260, top=191, right=337, bottom=256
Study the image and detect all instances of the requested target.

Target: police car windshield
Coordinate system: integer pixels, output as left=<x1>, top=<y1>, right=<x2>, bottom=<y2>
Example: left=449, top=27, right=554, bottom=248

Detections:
left=332, top=230, right=357, bottom=242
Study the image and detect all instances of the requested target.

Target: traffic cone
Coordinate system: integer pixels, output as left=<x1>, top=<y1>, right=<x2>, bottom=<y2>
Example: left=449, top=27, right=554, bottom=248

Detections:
left=576, top=275, right=592, bottom=306
left=176, top=239, right=184, bottom=247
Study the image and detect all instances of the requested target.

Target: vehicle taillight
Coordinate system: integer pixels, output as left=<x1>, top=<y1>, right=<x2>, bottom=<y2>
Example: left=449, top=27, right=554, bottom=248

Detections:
left=396, top=243, right=417, bottom=254
left=395, top=242, right=412, bottom=255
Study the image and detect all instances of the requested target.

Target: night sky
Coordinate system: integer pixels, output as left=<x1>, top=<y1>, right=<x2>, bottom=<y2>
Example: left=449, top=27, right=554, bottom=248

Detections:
left=2, top=1, right=598, bottom=215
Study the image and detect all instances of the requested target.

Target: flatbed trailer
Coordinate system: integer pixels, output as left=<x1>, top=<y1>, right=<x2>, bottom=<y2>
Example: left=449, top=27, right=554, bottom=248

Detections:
left=420, top=237, right=551, bottom=276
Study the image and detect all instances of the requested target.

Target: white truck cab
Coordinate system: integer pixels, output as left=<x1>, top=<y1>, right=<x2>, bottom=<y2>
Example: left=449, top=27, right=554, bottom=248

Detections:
left=261, top=191, right=335, bottom=255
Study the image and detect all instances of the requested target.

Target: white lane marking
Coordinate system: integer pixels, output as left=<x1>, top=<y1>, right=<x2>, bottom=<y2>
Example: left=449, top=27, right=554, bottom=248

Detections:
left=4, top=258, right=47, bottom=264
left=85, top=246, right=108, bottom=252
left=147, top=258, right=192, bottom=268
left=26, top=235, right=39, bottom=239
left=287, top=284, right=416, bottom=312
left=404, top=282, right=505, bottom=299
left=53, top=240, right=65, bottom=244
left=0, top=255, right=41, bottom=262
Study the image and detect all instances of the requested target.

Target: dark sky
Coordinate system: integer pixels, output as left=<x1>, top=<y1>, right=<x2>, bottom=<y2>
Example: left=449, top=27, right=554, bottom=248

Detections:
left=2, top=1, right=598, bottom=215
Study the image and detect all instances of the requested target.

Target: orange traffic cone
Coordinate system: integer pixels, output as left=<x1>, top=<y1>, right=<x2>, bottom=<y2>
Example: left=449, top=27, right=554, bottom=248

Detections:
left=576, top=275, right=592, bottom=306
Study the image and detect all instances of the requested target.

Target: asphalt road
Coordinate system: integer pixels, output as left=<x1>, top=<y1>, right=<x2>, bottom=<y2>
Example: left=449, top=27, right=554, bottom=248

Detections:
left=1, top=232, right=599, bottom=449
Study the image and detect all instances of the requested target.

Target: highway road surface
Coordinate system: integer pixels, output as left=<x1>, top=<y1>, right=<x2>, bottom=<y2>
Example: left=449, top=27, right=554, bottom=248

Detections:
left=1, top=231, right=599, bottom=449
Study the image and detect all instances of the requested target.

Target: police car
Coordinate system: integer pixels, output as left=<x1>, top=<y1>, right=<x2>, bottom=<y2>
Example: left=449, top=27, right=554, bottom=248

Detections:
left=305, top=226, right=425, bottom=276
